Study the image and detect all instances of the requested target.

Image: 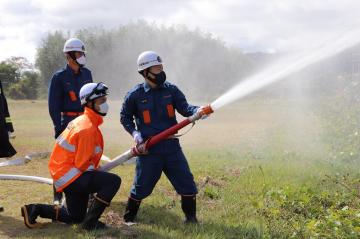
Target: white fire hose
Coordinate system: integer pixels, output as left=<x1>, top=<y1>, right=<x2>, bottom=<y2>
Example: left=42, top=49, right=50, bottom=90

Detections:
left=0, top=174, right=53, bottom=185
left=0, top=152, right=132, bottom=185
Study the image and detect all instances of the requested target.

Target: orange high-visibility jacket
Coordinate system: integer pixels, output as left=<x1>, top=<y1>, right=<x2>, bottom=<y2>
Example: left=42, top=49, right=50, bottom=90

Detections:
left=49, top=107, right=104, bottom=192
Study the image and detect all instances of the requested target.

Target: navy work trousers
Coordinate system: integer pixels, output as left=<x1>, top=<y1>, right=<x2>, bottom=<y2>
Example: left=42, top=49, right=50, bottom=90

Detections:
left=130, top=149, right=197, bottom=200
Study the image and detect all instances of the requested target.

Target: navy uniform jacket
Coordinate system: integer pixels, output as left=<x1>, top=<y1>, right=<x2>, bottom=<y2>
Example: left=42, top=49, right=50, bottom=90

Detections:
left=120, top=81, right=198, bottom=154
left=48, top=65, right=92, bottom=137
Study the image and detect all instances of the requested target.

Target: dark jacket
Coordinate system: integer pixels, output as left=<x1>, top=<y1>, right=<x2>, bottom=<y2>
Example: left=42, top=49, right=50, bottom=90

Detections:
left=0, top=80, right=16, bottom=157
left=48, top=65, right=92, bottom=138
left=120, top=81, right=198, bottom=154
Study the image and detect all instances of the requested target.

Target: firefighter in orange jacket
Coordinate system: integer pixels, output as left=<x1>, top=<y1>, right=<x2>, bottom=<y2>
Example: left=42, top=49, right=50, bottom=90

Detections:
left=21, top=82, right=121, bottom=230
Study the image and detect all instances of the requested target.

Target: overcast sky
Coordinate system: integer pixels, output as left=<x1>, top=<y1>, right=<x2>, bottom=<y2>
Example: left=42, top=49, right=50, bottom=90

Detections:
left=1, top=0, right=360, bottom=63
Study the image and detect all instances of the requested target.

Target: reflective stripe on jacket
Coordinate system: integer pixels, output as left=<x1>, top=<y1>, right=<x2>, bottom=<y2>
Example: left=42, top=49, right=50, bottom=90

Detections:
left=49, top=107, right=104, bottom=192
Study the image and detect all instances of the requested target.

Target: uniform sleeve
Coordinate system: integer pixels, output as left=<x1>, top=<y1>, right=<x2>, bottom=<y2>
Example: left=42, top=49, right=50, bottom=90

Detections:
left=88, top=70, right=93, bottom=82
left=0, top=81, right=14, bottom=132
left=74, top=130, right=96, bottom=171
left=48, top=74, right=63, bottom=133
left=3, top=95, right=14, bottom=132
left=172, top=86, right=199, bottom=117
left=120, top=91, right=137, bottom=135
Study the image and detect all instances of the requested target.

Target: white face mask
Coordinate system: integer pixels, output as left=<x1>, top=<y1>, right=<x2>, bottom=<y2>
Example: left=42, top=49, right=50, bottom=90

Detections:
left=76, top=55, right=86, bottom=66
left=98, top=102, right=109, bottom=115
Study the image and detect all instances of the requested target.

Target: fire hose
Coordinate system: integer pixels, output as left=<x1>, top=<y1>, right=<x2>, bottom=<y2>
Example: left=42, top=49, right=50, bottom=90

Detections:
left=0, top=105, right=214, bottom=184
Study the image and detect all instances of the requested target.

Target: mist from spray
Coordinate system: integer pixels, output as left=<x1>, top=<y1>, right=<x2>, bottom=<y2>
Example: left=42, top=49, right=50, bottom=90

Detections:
left=211, top=30, right=360, bottom=111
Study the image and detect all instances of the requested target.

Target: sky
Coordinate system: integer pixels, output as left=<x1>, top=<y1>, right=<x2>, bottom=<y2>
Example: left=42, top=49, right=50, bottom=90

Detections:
left=1, top=0, right=360, bottom=63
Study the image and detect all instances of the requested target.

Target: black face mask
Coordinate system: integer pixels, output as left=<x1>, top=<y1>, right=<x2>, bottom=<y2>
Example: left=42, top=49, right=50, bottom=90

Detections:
left=148, top=71, right=166, bottom=86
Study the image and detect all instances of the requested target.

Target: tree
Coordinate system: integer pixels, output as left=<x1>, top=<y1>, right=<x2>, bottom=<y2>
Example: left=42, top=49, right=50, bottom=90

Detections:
left=4, top=56, right=35, bottom=71
left=0, top=62, right=20, bottom=93
left=7, top=71, right=40, bottom=100
left=0, top=57, right=40, bottom=100
left=36, top=31, right=67, bottom=86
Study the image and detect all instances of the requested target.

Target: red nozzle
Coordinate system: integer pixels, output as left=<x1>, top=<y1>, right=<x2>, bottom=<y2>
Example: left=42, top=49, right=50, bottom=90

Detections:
left=200, top=104, right=214, bottom=116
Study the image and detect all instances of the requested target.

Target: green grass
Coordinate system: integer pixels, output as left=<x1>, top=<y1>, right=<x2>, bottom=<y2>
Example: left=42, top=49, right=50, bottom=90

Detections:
left=0, top=99, right=360, bottom=238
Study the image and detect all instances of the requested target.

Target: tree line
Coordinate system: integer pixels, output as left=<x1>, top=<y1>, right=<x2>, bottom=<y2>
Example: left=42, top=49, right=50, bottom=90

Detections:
left=0, top=57, right=40, bottom=100
left=2, top=20, right=359, bottom=100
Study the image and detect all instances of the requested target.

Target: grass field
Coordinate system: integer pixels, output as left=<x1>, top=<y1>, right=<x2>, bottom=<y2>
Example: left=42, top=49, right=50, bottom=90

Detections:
left=0, top=99, right=359, bottom=238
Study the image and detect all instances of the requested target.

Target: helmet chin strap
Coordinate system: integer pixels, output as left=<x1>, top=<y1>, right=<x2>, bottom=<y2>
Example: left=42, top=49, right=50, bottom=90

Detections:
left=145, top=71, right=158, bottom=86
left=68, top=52, right=82, bottom=67
left=91, top=101, right=106, bottom=116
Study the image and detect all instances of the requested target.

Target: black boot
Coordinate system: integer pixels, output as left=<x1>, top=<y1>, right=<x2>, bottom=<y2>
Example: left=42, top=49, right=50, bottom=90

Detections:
left=123, top=197, right=141, bottom=223
left=53, top=185, right=63, bottom=205
left=21, top=204, right=58, bottom=228
left=181, top=195, right=198, bottom=224
left=81, top=195, right=109, bottom=230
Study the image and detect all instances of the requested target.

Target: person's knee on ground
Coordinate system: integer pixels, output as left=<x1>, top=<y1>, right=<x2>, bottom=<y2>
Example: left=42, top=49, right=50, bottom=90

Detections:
left=21, top=204, right=72, bottom=228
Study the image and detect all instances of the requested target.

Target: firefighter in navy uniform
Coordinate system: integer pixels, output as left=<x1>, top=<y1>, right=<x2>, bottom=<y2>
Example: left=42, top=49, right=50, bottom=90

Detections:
left=120, top=51, right=207, bottom=224
left=49, top=38, right=93, bottom=138
left=0, top=79, right=17, bottom=213
left=48, top=38, right=93, bottom=204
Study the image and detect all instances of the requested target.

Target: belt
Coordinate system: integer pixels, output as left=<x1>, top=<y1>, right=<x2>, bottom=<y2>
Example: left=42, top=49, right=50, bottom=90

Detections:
left=61, top=112, right=83, bottom=116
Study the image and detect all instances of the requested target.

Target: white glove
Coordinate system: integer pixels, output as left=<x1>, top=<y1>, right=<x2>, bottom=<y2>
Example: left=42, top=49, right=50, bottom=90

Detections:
left=132, top=131, right=143, bottom=144
left=135, top=143, right=148, bottom=155
left=196, top=106, right=208, bottom=120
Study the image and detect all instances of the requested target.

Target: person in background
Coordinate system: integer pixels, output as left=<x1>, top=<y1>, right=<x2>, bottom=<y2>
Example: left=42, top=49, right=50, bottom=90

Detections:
left=0, top=79, right=17, bottom=213
left=48, top=37, right=93, bottom=205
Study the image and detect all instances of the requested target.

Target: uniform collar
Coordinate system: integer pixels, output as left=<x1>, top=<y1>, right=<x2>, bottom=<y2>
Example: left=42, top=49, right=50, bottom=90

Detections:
left=84, top=107, right=103, bottom=126
left=143, top=81, right=166, bottom=92
left=143, top=82, right=152, bottom=92
left=66, top=64, right=82, bottom=76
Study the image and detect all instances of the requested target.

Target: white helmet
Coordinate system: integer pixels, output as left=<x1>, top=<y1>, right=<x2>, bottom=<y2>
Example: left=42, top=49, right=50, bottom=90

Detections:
left=63, top=38, right=86, bottom=53
left=137, top=51, right=163, bottom=71
left=80, top=82, right=109, bottom=105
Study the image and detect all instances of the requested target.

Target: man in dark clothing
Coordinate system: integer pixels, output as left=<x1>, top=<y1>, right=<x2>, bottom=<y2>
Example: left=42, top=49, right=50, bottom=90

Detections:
left=48, top=37, right=93, bottom=139
left=0, top=80, right=16, bottom=158
left=120, top=51, right=206, bottom=224
left=0, top=79, right=17, bottom=213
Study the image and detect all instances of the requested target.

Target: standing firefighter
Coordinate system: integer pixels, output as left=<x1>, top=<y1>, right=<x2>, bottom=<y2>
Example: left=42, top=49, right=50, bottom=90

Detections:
left=21, top=83, right=121, bottom=230
left=48, top=38, right=93, bottom=204
left=120, top=51, right=207, bottom=224
left=0, top=79, right=17, bottom=213
left=0, top=80, right=16, bottom=158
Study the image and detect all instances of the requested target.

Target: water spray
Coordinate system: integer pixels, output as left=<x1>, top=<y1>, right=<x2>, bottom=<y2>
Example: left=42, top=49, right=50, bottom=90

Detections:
left=211, top=30, right=360, bottom=110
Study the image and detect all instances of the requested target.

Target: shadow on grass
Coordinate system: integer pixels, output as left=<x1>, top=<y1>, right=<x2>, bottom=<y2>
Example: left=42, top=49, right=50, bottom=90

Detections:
left=111, top=201, right=264, bottom=239
left=0, top=200, right=263, bottom=239
left=0, top=212, right=28, bottom=237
